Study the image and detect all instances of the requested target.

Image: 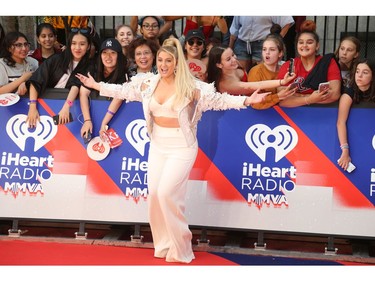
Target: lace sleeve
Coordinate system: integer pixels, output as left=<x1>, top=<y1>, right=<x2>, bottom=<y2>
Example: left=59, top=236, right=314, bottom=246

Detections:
left=99, top=72, right=155, bottom=101
left=196, top=80, right=247, bottom=111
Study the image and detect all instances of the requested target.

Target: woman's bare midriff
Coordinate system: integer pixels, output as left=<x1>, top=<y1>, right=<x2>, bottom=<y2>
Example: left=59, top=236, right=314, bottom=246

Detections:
left=153, top=116, right=180, bottom=128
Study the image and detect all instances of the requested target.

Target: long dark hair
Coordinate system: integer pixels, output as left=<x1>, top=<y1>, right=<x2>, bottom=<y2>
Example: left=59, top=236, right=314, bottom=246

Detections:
left=350, top=58, right=375, bottom=103
left=36, top=22, right=57, bottom=38
left=96, top=44, right=127, bottom=84
left=0, top=23, right=5, bottom=49
left=207, top=45, right=227, bottom=89
left=0, top=31, right=29, bottom=67
left=58, top=30, right=92, bottom=73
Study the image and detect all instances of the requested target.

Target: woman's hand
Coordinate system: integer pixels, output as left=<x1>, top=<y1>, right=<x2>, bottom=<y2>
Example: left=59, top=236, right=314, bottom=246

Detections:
left=76, top=72, right=99, bottom=90
left=16, top=82, right=28, bottom=95
left=245, top=89, right=270, bottom=106
left=277, top=84, right=297, bottom=100
left=280, top=72, right=296, bottom=86
left=26, top=105, right=40, bottom=128
left=57, top=105, right=71, bottom=125
left=21, top=71, right=33, bottom=82
left=338, top=150, right=351, bottom=171
left=308, top=88, right=330, bottom=104
left=81, top=120, right=93, bottom=138
left=99, top=124, right=109, bottom=142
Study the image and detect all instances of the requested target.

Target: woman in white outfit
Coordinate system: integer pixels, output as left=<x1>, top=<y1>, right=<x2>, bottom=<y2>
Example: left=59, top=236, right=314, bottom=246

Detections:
left=76, top=38, right=294, bottom=263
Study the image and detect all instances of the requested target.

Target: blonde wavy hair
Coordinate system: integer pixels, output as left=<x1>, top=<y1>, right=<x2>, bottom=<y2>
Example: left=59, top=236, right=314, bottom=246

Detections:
left=158, top=37, right=196, bottom=108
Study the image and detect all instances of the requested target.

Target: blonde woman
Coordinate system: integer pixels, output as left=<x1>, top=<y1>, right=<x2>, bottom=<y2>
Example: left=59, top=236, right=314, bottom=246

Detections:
left=76, top=37, right=269, bottom=264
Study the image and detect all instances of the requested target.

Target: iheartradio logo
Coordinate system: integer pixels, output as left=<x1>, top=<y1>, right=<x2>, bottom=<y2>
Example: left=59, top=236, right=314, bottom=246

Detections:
left=125, top=119, right=150, bottom=156
left=6, top=114, right=57, bottom=152
left=245, top=124, right=298, bottom=162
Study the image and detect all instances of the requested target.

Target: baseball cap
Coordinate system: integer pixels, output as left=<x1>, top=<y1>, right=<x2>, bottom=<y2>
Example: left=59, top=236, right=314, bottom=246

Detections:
left=185, top=29, right=205, bottom=43
left=100, top=38, right=122, bottom=53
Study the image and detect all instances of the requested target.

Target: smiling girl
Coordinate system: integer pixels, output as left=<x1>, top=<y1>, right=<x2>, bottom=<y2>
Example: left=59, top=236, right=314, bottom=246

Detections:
left=277, top=20, right=342, bottom=107
left=26, top=28, right=93, bottom=127
left=0, top=31, right=39, bottom=95
left=76, top=37, right=271, bottom=264
left=29, top=23, right=62, bottom=65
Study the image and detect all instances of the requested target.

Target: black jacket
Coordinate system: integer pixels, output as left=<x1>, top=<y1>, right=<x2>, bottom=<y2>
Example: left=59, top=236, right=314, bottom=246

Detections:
left=27, top=53, right=94, bottom=98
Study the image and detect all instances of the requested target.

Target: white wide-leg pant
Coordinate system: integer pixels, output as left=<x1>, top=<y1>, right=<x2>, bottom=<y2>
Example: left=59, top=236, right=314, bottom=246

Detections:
left=147, top=124, right=198, bottom=263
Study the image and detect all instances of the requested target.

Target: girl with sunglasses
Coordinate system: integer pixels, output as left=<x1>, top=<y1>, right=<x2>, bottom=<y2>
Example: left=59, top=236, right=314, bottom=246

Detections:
left=0, top=31, right=39, bottom=95
left=26, top=29, right=93, bottom=128
left=184, top=29, right=208, bottom=82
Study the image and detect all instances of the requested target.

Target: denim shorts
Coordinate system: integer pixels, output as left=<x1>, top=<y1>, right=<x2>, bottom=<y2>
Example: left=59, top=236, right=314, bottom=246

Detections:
left=233, top=38, right=263, bottom=62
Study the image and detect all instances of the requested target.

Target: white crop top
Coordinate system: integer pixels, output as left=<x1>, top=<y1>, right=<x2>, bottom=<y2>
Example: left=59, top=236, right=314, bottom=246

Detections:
left=149, top=94, right=178, bottom=118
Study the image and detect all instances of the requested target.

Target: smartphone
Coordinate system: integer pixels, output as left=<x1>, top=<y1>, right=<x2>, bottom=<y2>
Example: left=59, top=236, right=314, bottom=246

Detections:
left=83, top=131, right=92, bottom=144
left=53, top=112, right=73, bottom=125
left=337, top=159, right=356, bottom=173
left=318, top=82, right=330, bottom=94
left=288, top=58, right=294, bottom=76
left=289, top=82, right=298, bottom=90
left=346, top=162, right=356, bottom=173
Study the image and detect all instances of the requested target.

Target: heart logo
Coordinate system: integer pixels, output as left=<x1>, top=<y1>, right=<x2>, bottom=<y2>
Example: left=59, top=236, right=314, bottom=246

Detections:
left=6, top=114, right=57, bottom=152
left=245, top=124, right=298, bottom=162
left=189, top=62, right=202, bottom=72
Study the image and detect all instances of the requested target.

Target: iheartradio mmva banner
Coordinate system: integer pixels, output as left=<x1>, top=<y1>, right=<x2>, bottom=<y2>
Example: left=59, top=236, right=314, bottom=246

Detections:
left=0, top=97, right=374, bottom=238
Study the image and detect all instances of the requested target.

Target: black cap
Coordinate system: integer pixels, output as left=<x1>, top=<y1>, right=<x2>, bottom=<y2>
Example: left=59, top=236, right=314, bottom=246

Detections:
left=185, top=29, right=205, bottom=42
left=100, top=38, right=122, bottom=53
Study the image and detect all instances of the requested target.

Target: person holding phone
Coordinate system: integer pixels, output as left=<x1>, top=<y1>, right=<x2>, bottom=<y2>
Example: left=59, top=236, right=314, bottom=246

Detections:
left=276, top=20, right=342, bottom=107
left=79, top=38, right=128, bottom=141
left=337, top=58, right=375, bottom=171
left=26, top=28, right=94, bottom=127
left=207, top=45, right=296, bottom=110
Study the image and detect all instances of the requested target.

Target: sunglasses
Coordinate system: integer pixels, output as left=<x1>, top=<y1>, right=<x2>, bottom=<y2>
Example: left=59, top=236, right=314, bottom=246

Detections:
left=187, top=39, right=204, bottom=46
left=70, top=28, right=90, bottom=34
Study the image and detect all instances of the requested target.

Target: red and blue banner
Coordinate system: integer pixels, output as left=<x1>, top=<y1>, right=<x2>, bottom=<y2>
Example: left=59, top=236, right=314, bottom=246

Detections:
left=0, top=95, right=374, bottom=237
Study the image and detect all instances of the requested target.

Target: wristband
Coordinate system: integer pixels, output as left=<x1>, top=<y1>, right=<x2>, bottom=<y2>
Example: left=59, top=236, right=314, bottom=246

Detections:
left=107, top=109, right=115, bottom=116
left=84, top=119, right=92, bottom=123
left=279, top=79, right=283, bottom=86
left=304, top=96, right=310, bottom=105
left=66, top=100, right=73, bottom=107
left=340, top=143, right=349, bottom=150
left=28, top=99, right=37, bottom=105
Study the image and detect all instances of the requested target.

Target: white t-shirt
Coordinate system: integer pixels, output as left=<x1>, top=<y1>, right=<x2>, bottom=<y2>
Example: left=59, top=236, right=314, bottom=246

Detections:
left=0, top=57, right=39, bottom=87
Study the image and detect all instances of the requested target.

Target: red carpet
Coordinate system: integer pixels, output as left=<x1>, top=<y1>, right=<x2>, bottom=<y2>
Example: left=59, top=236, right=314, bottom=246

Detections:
left=1, top=239, right=373, bottom=281
left=0, top=239, right=236, bottom=266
